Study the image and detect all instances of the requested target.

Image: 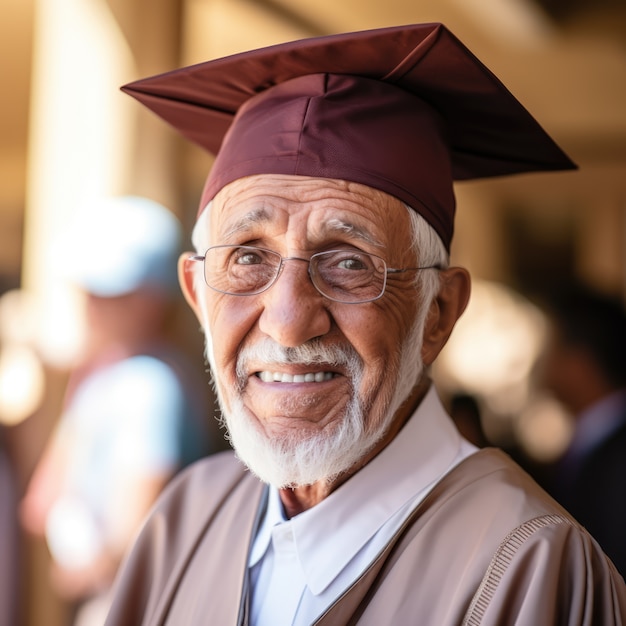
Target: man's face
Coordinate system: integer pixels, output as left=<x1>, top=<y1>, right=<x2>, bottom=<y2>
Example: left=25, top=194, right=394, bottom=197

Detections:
left=188, top=174, right=430, bottom=486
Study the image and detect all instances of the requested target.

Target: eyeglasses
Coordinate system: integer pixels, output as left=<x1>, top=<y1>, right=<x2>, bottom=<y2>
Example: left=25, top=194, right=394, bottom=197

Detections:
left=188, top=245, right=441, bottom=304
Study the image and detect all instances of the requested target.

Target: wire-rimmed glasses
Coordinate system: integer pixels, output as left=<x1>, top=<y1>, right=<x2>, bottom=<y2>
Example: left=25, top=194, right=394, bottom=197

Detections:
left=188, top=245, right=442, bottom=304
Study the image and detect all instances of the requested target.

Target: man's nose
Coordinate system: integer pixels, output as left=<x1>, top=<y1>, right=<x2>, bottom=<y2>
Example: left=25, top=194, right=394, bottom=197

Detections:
left=258, top=259, right=331, bottom=347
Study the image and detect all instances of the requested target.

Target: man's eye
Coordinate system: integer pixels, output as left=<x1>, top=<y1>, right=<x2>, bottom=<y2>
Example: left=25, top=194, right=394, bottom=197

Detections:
left=336, top=256, right=370, bottom=271
left=235, top=251, right=263, bottom=265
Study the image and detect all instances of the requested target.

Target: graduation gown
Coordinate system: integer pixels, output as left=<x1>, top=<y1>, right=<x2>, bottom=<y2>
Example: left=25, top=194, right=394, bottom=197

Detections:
left=105, top=448, right=626, bottom=625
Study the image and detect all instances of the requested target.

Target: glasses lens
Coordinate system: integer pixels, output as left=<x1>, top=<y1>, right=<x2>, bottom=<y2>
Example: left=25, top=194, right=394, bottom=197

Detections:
left=204, top=246, right=281, bottom=295
left=312, top=250, right=386, bottom=303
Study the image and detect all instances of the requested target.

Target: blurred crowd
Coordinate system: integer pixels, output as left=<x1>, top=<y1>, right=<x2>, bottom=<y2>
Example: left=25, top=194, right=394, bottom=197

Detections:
left=0, top=196, right=225, bottom=626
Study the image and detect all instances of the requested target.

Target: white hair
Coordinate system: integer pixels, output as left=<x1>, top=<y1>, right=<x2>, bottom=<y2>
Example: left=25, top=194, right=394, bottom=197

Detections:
left=404, top=203, right=449, bottom=345
left=191, top=201, right=211, bottom=255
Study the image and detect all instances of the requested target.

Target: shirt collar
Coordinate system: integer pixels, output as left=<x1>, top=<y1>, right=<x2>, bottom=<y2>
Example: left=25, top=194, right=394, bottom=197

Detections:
left=249, top=384, right=463, bottom=594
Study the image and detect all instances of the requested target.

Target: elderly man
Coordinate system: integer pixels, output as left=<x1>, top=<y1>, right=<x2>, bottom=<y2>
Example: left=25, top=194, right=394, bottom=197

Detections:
left=105, top=24, right=626, bottom=625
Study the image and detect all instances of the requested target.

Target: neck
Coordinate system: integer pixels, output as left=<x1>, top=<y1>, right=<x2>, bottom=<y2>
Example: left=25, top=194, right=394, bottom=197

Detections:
left=278, top=378, right=431, bottom=518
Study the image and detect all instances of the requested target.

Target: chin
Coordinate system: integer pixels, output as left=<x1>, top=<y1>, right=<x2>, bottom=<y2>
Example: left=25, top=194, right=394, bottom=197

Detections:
left=222, top=394, right=390, bottom=488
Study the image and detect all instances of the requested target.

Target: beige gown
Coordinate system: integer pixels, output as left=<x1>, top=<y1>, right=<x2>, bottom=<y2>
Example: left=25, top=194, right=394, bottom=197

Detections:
left=105, top=448, right=626, bottom=625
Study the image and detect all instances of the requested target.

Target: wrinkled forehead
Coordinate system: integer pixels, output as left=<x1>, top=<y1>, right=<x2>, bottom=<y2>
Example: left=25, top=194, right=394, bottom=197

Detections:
left=198, top=174, right=412, bottom=248
left=211, top=174, right=405, bottom=212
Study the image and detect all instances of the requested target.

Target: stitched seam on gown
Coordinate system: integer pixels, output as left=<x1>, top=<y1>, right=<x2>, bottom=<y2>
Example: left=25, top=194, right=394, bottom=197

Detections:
left=462, top=514, right=573, bottom=626
left=313, top=449, right=514, bottom=625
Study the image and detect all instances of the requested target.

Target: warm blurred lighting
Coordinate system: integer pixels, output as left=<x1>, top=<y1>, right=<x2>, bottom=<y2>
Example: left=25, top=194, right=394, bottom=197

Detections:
left=0, top=344, right=45, bottom=426
left=32, top=287, right=84, bottom=369
left=451, top=0, right=553, bottom=45
left=0, top=289, right=46, bottom=424
left=435, top=280, right=547, bottom=413
left=0, top=284, right=81, bottom=373
left=183, top=0, right=313, bottom=63
left=23, top=0, right=135, bottom=370
left=515, top=394, right=573, bottom=462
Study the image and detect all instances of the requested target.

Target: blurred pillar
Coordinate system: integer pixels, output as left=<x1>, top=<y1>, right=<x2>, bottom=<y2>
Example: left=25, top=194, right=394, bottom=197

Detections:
left=105, top=0, right=184, bottom=206
left=24, top=0, right=131, bottom=365
left=23, top=0, right=183, bottom=365
left=20, top=2, right=184, bottom=625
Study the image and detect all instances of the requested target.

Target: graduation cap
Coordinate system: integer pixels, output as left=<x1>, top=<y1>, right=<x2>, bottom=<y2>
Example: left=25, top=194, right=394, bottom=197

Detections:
left=121, top=23, right=575, bottom=250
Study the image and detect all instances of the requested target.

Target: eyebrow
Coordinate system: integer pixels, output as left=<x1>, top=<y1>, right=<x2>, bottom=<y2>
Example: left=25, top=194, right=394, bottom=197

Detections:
left=323, top=218, right=384, bottom=249
left=220, top=209, right=385, bottom=249
left=221, top=207, right=271, bottom=239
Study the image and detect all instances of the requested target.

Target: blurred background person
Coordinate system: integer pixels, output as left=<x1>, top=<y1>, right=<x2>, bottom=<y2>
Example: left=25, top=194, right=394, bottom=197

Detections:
left=537, top=282, right=626, bottom=576
left=20, top=196, right=218, bottom=626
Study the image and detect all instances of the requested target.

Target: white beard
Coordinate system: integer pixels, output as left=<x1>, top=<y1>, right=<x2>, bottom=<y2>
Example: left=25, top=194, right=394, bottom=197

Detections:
left=207, top=320, right=425, bottom=488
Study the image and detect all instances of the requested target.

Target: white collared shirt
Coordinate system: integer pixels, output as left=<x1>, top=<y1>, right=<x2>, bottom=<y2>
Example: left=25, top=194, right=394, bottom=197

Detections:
left=248, top=386, right=477, bottom=625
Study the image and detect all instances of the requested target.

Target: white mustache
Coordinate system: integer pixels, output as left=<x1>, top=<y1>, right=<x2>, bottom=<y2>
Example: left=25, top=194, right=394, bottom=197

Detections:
left=236, top=338, right=362, bottom=387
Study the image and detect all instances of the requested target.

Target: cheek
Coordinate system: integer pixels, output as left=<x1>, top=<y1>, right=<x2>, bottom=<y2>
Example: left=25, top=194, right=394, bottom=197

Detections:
left=373, top=288, right=420, bottom=343
left=335, top=295, right=419, bottom=369
left=382, top=279, right=422, bottom=325
left=205, top=295, right=261, bottom=373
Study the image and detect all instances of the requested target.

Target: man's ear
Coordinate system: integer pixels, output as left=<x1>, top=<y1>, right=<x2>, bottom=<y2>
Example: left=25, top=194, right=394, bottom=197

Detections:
left=178, top=253, right=204, bottom=324
left=421, top=267, right=471, bottom=366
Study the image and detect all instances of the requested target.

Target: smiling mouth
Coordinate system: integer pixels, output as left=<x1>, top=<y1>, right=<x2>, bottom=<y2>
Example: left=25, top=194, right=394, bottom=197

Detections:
left=256, top=371, right=337, bottom=383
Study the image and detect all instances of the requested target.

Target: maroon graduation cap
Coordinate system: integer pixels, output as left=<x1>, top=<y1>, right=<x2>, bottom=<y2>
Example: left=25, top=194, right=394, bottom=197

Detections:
left=122, top=23, right=575, bottom=249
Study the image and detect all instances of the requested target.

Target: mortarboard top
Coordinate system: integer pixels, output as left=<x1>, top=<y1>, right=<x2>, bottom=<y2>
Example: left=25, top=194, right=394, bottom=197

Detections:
left=121, top=23, right=576, bottom=250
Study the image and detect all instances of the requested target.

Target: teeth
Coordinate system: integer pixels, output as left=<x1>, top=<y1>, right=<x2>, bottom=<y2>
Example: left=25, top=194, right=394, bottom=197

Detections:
left=257, top=371, right=334, bottom=383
